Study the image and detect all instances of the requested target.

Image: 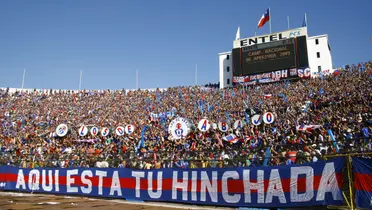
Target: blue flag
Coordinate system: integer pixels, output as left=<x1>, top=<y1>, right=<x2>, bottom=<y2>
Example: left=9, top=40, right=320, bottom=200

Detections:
left=327, top=129, right=339, bottom=153
left=178, top=88, right=184, bottom=101
left=263, top=146, right=271, bottom=166
left=303, top=102, right=311, bottom=113
left=160, top=118, right=166, bottom=129
left=140, top=126, right=149, bottom=148
left=225, top=111, right=231, bottom=122
left=244, top=112, right=249, bottom=124
left=319, top=72, right=324, bottom=81
left=199, top=100, right=204, bottom=113
left=279, top=93, right=288, bottom=103
left=302, top=13, right=307, bottom=27
left=319, top=87, right=324, bottom=96
left=156, top=92, right=161, bottom=102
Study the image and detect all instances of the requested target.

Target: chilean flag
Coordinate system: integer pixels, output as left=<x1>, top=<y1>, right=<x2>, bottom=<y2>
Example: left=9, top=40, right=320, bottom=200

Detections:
left=222, top=134, right=239, bottom=144
left=296, top=125, right=322, bottom=131
left=263, top=94, right=272, bottom=99
left=257, top=8, right=270, bottom=29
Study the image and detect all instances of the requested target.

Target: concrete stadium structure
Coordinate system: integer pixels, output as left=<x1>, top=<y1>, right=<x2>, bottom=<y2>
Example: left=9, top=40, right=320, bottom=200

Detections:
left=219, top=27, right=333, bottom=88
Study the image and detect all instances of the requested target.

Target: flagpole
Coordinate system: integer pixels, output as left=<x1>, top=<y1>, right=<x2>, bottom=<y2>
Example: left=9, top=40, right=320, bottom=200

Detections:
left=195, top=64, right=198, bottom=86
left=21, top=69, right=26, bottom=90
left=136, top=70, right=138, bottom=89
left=287, top=16, right=290, bottom=29
left=79, top=70, right=82, bottom=90
left=269, top=7, right=272, bottom=33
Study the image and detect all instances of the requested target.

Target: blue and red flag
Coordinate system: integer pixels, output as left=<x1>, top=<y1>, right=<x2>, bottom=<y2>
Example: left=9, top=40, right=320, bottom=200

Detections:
left=352, top=157, right=372, bottom=209
left=333, top=69, right=340, bottom=77
left=222, top=134, right=239, bottom=143
left=257, top=8, right=270, bottom=29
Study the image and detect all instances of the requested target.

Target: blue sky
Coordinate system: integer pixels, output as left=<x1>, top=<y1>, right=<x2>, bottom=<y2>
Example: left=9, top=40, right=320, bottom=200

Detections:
left=0, top=0, right=371, bottom=90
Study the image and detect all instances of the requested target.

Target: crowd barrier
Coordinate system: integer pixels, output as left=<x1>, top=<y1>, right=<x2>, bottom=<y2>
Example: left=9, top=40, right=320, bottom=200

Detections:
left=0, top=141, right=355, bottom=169
left=0, top=154, right=325, bottom=169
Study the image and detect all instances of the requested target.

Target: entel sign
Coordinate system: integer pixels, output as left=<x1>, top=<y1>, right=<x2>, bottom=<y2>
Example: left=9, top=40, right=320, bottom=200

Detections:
left=233, top=27, right=308, bottom=49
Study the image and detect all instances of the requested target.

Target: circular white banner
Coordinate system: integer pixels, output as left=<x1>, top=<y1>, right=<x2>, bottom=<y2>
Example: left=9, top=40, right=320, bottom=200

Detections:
left=101, top=127, right=110, bottom=137
left=78, top=126, right=89, bottom=137
left=263, top=112, right=275, bottom=124
left=198, top=119, right=211, bottom=132
left=56, top=124, right=68, bottom=137
left=251, top=115, right=262, bottom=126
left=218, top=121, right=229, bottom=133
left=90, top=126, right=99, bottom=136
left=234, top=120, right=243, bottom=130
left=125, top=124, right=135, bottom=135
left=168, top=118, right=192, bottom=139
left=115, top=126, right=125, bottom=136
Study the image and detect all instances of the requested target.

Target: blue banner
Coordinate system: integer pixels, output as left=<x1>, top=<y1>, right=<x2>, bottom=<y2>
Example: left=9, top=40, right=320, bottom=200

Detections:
left=352, top=157, right=372, bottom=209
left=0, top=158, right=345, bottom=208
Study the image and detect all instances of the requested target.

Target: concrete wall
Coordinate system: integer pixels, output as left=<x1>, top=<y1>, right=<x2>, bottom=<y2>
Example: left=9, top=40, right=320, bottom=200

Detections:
left=307, top=35, right=333, bottom=75
left=218, top=51, right=233, bottom=88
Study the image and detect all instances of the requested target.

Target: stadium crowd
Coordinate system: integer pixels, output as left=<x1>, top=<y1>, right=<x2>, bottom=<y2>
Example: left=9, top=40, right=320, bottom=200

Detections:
left=0, top=62, right=371, bottom=169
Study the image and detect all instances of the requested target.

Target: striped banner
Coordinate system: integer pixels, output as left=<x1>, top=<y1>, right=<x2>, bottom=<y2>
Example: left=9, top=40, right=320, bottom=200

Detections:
left=352, top=157, right=372, bottom=209
left=0, top=158, right=345, bottom=208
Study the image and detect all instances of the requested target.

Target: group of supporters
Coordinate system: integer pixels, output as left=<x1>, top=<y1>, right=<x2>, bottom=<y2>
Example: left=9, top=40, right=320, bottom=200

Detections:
left=0, top=62, right=371, bottom=169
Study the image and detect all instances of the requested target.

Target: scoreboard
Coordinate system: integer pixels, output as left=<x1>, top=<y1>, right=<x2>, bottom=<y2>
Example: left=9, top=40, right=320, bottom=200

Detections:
left=242, top=39, right=296, bottom=74
left=232, top=36, right=309, bottom=76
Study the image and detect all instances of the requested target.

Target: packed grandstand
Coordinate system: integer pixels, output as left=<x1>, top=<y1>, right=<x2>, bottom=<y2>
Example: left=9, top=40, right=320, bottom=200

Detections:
left=0, top=62, right=371, bottom=169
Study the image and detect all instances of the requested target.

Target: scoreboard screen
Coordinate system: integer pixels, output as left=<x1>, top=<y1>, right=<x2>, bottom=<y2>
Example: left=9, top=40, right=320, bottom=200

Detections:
left=233, top=36, right=309, bottom=76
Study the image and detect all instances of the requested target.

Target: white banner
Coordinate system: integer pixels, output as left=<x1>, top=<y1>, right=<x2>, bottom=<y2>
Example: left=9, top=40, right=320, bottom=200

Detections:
left=168, top=118, right=192, bottom=139
left=233, top=27, right=308, bottom=48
